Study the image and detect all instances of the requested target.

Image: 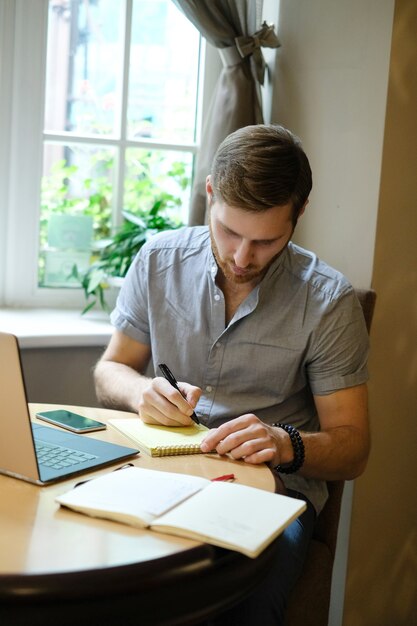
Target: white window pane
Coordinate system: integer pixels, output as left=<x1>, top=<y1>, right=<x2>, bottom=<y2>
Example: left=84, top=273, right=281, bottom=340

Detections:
left=128, top=1, right=200, bottom=142
left=44, top=0, right=126, bottom=136
left=2, top=0, right=212, bottom=309
left=37, top=0, right=200, bottom=300
left=39, top=143, right=115, bottom=287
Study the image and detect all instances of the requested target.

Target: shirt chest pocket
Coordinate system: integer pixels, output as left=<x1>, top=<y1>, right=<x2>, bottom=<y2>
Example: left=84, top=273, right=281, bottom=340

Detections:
left=222, top=334, right=307, bottom=403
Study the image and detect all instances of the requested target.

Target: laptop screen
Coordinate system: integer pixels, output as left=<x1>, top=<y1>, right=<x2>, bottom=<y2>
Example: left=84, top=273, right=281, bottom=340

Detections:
left=0, top=332, right=138, bottom=485
left=0, top=332, right=40, bottom=481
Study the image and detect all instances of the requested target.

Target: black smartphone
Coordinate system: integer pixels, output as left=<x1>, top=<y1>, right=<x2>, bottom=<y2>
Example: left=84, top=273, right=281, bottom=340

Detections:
left=35, top=409, right=107, bottom=433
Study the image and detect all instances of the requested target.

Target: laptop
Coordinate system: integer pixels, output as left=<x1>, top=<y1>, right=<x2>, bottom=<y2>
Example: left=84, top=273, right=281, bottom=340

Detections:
left=0, top=332, right=139, bottom=485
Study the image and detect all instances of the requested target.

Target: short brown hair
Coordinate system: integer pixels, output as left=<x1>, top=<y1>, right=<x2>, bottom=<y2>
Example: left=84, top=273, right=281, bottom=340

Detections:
left=211, top=124, right=312, bottom=224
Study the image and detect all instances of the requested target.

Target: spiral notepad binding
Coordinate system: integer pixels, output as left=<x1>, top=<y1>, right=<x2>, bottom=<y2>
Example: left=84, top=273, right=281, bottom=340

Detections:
left=153, top=445, right=202, bottom=457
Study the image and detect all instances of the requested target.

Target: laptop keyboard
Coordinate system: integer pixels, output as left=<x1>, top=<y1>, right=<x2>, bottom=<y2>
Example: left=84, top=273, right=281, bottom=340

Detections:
left=35, top=440, right=98, bottom=470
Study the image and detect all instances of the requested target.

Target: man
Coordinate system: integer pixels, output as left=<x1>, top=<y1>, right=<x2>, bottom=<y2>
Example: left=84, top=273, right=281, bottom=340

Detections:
left=94, top=124, right=370, bottom=625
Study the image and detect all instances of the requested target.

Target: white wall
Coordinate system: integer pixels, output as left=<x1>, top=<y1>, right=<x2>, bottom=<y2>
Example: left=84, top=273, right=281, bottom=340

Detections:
left=269, top=0, right=395, bottom=288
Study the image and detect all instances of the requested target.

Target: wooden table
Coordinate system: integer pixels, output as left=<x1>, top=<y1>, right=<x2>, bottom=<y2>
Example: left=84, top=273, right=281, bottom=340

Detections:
left=0, top=404, right=276, bottom=626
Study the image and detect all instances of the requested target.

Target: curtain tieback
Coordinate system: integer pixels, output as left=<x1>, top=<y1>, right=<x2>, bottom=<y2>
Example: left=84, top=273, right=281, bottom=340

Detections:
left=218, top=21, right=280, bottom=85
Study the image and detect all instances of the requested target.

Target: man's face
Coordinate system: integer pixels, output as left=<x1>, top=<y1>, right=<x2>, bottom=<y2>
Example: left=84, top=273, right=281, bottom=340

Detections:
left=208, top=185, right=296, bottom=286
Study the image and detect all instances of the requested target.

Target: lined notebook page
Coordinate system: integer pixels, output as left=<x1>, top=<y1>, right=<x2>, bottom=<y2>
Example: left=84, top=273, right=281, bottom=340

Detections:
left=109, top=418, right=210, bottom=457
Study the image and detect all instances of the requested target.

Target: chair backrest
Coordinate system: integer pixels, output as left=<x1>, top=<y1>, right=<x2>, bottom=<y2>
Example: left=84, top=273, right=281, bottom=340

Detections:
left=354, top=288, right=377, bottom=334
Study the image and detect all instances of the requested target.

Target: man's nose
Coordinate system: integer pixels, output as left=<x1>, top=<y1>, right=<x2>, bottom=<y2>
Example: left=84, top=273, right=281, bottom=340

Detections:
left=234, top=241, right=252, bottom=267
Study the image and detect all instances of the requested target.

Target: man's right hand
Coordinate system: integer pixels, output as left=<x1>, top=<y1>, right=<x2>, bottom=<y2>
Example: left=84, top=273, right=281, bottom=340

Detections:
left=94, top=329, right=202, bottom=426
left=138, top=377, right=202, bottom=427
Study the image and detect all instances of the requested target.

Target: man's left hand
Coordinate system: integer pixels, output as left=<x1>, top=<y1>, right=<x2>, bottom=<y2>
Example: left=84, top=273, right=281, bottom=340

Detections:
left=200, top=414, right=294, bottom=467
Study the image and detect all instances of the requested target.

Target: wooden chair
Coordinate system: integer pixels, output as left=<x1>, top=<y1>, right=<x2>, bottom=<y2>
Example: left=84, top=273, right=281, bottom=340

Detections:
left=284, top=288, right=377, bottom=626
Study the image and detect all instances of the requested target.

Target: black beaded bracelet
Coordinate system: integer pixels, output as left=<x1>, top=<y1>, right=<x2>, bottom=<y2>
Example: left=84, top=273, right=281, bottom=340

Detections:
left=272, top=423, right=305, bottom=474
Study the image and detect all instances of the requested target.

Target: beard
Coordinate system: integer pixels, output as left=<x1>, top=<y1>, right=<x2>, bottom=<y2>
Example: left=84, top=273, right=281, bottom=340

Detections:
left=209, top=223, right=284, bottom=286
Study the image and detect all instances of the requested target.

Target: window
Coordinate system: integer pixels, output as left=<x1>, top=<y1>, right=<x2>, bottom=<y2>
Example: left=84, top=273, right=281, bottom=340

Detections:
left=1, top=0, right=218, bottom=309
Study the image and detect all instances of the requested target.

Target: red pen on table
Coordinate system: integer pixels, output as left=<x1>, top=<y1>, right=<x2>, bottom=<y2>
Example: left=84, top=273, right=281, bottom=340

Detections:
left=211, top=474, right=235, bottom=482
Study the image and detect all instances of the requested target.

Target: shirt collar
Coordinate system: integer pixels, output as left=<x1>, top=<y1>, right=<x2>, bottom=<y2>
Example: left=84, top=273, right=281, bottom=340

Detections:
left=261, top=242, right=290, bottom=285
left=207, top=246, right=218, bottom=283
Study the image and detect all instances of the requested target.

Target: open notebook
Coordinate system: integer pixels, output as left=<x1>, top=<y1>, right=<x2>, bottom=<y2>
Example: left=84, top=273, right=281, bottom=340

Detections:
left=109, top=418, right=210, bottom=457
left=56, top=466, right=306, bottom=558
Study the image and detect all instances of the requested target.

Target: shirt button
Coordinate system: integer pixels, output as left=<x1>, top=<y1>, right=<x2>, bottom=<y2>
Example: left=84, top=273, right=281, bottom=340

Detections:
left=206, top=385, right=213, bottom=393
left=214, top=294, right=221, bottom=301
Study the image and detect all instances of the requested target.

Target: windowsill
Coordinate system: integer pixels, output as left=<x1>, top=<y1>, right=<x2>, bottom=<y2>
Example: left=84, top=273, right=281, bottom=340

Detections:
left=0, top=308, right=113, bottom=349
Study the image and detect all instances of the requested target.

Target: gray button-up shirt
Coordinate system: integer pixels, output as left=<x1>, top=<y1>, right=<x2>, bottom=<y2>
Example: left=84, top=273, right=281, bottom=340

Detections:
left=111, top=226, right=369, bottom=513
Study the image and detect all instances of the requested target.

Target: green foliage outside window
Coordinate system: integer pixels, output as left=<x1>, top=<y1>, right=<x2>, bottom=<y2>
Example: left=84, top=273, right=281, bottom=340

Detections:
left=40, top=150, right=190, bottom=312
left=40, top=156, right=111, bottom=244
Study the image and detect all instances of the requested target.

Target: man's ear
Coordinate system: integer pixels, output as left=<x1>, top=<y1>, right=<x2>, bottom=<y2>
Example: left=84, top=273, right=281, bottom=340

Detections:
left=206, top=175, right=213, bottom=196
left=298, top=199, right=309, bottom=218
left=206, top=175, right=214, bottom=206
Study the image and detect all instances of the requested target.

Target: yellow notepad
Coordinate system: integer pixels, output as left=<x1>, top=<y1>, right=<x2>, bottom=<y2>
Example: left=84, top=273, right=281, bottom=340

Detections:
left=109, top=418, right=210, bottom=457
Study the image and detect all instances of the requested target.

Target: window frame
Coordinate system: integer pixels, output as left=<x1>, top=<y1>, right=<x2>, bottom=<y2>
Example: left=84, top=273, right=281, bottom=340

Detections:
left=0, top=0, right=219, bottom=309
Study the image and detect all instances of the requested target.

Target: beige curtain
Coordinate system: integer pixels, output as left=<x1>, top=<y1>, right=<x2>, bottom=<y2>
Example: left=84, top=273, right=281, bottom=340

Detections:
left=173, top=0, right=280, bottom=225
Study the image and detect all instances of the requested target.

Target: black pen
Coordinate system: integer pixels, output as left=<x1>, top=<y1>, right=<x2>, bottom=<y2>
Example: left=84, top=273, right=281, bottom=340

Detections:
left=158, top=363, right=200, bottom=425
